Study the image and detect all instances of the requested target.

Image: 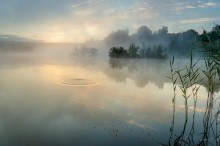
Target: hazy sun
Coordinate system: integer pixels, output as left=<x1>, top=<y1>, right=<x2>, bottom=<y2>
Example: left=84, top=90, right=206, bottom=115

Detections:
left=44, top=33, right=67, bottom=43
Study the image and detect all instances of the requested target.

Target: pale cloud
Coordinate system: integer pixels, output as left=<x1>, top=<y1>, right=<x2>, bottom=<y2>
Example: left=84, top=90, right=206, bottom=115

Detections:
left=70, top=0, right=105, bottom=8
left=137, top=7, right=147, bottom=10
left=198, top=2, right=217, bottom=8
left=168, top=1, right=191, bottom=11
left=186, top=5, right=196, bottom=9
left=172, top=7, right=185, bottom=11
left=180, top=17, right=220, bottom=24
left=171, top=1, right=218, bottom=11
left=70, top=3, right=83, bottom=8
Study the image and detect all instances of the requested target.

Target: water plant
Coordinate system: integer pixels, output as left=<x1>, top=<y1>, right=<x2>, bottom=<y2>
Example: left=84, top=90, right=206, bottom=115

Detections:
left=166, top=25, right=220, bottom=146
left=167, top=51, right=202, bottom=145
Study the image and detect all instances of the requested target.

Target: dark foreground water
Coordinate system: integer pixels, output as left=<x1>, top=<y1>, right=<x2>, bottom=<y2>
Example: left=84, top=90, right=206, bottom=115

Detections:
left=0, top=49, right=218, bottom=146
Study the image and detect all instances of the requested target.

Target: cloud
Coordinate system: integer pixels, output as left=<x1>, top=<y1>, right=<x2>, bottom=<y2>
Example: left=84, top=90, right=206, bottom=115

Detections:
left=186, top=5, right=196, bottom=9
left=0, top=0, right=219, bottom=42
left=70, top=0, right=105, bottom=8
left=171, top=1, right=218, bottom=11
left=180, top=17, right=220, bottom=24
left=70, top=3, right=83, bottom=8
left=198, top=2, right=217, bottom=8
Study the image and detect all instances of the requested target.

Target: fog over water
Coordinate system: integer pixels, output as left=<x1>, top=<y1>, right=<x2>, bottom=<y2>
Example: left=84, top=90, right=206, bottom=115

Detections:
left=0, top=44, right=218, bottom=146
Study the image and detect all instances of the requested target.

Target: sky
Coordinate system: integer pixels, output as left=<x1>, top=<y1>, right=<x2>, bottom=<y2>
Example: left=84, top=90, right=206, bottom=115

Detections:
left=0, top=0, right=220, bottom=43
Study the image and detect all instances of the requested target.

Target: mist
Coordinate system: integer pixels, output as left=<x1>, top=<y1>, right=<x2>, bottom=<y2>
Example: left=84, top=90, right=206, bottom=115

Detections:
left=0, top=25, right=206, bottom=61
left=0, top=0, right=220, bottom=145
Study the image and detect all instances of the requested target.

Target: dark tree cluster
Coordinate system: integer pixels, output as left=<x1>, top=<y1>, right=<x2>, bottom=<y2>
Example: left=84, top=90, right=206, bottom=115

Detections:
left=108, top=46, right=128, bottom=58
left=201, top=24, right=220, bottom=43
left=199, top=24, right=220, bottom=57
left=109, top=43, right=167, bottom=59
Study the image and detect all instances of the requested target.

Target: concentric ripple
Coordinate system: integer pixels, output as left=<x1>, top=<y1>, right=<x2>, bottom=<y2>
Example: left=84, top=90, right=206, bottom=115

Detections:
left=60, top=78, right=98, bottom=86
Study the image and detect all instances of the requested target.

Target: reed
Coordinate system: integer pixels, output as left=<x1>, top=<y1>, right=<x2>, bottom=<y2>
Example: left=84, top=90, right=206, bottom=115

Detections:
left=166, top=30, right=220, bottom=145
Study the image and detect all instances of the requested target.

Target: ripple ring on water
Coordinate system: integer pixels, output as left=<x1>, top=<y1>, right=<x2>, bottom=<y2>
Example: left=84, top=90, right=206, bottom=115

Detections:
left=60, top=78, right=99, bottom=86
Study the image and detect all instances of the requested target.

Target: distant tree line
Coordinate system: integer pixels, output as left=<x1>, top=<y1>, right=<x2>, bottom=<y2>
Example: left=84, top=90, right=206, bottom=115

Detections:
left=105, top=24, right=220, bottom=57
left=104, top=26, right=199, bottom=56
left=109, top=43, right=167, bottom=59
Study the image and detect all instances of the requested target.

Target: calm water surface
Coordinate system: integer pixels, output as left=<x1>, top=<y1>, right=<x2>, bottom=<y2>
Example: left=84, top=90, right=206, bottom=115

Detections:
left=0, top=50, right=217, bottom=146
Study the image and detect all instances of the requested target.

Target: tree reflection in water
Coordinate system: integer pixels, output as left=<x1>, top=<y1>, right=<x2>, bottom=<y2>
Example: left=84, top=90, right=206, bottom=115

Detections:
left=108, top=57, right=220, bottom=145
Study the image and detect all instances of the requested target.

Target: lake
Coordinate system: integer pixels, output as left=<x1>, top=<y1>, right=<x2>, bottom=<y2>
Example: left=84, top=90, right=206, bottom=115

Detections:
left=0, top=46, right=219, bottom=146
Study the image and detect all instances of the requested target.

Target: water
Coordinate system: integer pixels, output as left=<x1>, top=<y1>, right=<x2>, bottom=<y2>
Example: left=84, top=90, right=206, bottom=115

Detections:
left=0, top=46, right=219, bottom=146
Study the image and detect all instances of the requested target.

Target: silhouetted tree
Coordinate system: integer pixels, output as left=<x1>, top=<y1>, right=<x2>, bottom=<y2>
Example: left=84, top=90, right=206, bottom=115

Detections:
left=158, top=26, right=168, bottom=36
left=108, top=44, right=167, bottom=59
left=146, top=46, right=152, bottom=58
left=199, top=24, right=220, bottom=57
left=128, top=43, right=140, bottom=57
left=156, top=44, right=167, bottom=59
left=136, top=26, right=153, bottom=41
left=109, top=47, right=128, bottom=58
left=139, top=48, right=146, bottom=58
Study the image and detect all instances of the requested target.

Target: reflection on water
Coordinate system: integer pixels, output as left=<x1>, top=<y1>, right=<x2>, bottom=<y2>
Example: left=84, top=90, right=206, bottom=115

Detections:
left=108, top=58, right=169, bottom=89
left=0, top=51, right=218, bottom=146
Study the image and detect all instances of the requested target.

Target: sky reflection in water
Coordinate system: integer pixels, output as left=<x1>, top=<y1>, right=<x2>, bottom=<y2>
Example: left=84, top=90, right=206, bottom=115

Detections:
left=0, top=54, right=216, bottom=146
